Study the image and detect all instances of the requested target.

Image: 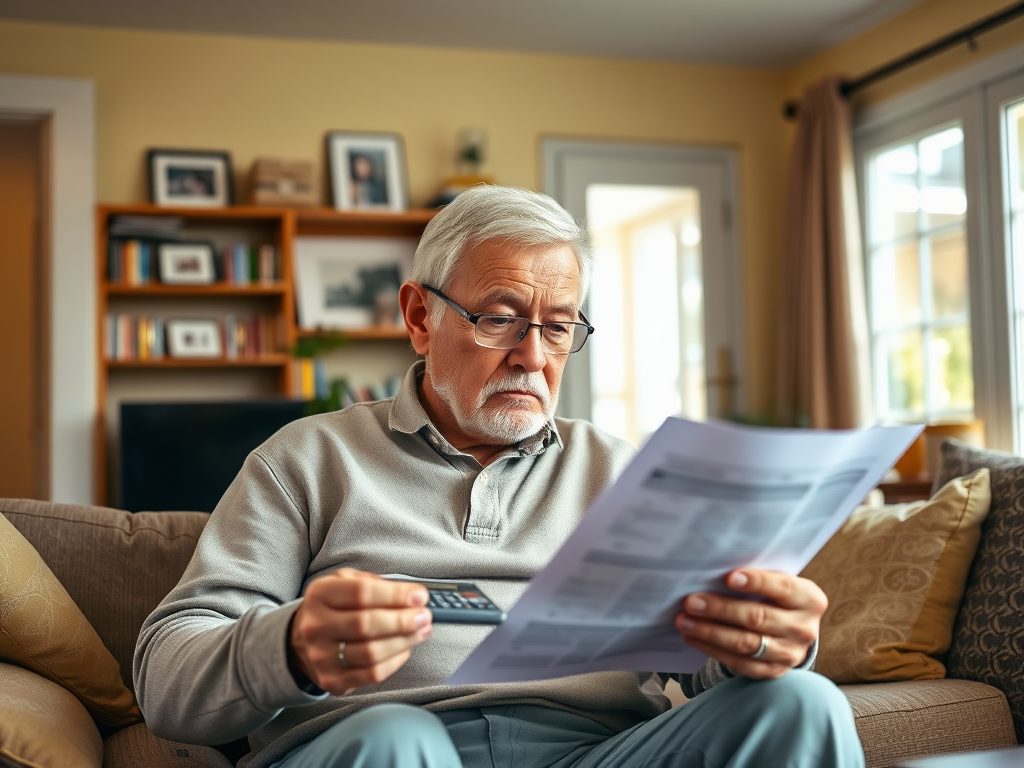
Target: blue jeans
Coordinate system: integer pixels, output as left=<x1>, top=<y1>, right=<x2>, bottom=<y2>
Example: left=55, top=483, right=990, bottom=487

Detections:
left=270, top=672, right=865, bottom=768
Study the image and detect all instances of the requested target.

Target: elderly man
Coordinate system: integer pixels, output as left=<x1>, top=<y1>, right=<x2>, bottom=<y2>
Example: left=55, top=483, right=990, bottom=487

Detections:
left=135, top=186, right=864, bottom=768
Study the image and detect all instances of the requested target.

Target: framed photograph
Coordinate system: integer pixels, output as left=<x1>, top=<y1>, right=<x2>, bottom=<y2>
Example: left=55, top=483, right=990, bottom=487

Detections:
left=326, top=132, right=407, bottom=211
left=148, top=149, right=234, bottom=208
left=293, top=236, right=416, bottom=329
left=158, top=242, right=217, bottom=285
left=166, top=319, right=223, bottom=358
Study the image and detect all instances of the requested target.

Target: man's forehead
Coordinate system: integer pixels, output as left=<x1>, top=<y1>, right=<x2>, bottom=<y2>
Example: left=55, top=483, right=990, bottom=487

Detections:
left=452, top=240, right=581, bottom=298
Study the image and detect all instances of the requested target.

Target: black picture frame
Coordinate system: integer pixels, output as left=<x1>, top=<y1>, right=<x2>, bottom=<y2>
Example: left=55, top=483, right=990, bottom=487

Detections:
left=148, top=149, right=234, bottom=208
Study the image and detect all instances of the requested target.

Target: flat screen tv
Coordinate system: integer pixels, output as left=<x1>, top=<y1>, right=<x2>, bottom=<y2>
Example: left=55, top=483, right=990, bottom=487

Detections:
left=119, top=399, right=310, bottom=512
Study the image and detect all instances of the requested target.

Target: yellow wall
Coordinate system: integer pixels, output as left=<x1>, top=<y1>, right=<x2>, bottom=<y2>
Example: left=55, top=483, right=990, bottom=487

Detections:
left=0, top=19, right=791, bottom=414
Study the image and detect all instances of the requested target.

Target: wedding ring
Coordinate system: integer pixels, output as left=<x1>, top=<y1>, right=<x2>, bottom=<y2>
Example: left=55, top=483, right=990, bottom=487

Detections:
left=338, top=641, right=350, bottom=667
left=751, top=634, right=770, bottom=660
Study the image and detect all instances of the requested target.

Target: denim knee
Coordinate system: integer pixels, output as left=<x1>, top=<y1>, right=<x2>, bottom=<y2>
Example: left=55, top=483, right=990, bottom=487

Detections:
left=302, top=703, right=460, bottom=768
left=744, top=670, right=852, bottom=722
left=340, top=703, right=448, bottom=742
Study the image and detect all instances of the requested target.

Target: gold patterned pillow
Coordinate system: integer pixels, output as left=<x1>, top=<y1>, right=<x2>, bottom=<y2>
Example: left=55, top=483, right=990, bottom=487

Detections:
left=0, top=662, right=103, bottom=768
left=0, top=512, right=142, bottom=727
left=800, top=468, right=990, bottom=683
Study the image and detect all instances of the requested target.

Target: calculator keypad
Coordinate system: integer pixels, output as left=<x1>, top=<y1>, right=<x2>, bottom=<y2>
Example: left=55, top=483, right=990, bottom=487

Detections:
left=428, top=589, right=498, bottom=611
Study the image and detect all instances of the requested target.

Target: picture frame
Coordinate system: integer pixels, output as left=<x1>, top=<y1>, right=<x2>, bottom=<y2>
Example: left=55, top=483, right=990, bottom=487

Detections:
left=326, top=132, right=408, bottom=212
left=157, top=242, right=217, bottom=285
left=166, top=319, right=223, bottom=358
left=148, top=149, right=234, bottom=208
left=293, top=236, right=416, bottom=329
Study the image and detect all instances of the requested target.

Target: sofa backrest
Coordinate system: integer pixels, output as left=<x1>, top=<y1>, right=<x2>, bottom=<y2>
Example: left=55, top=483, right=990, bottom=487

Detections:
left=0, top=498, right=207, bottom=693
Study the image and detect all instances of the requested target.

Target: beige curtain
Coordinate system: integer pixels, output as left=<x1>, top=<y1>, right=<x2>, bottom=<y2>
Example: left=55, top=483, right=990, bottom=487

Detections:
left=776, top=76, right=872, bottom=429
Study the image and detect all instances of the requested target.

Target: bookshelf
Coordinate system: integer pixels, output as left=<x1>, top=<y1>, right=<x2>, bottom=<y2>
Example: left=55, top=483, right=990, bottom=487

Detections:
left=96, top=203, right=437, bottom=505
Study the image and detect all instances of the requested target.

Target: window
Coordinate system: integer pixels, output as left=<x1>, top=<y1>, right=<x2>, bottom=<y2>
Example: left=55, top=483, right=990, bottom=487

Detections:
left=865, top=125, right=972, bottom=422
left=855, top=49, right=1024, bottom=452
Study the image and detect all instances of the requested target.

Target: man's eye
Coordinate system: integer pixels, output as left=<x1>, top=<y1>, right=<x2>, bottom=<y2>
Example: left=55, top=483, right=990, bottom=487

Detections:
left=544, top=323, right=570, bottom=337
left=480, top=316, right=516, bottom=331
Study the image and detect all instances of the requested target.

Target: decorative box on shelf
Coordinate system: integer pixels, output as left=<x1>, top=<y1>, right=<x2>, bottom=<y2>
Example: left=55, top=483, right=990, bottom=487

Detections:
left=248, top=158, right=317, bottom=207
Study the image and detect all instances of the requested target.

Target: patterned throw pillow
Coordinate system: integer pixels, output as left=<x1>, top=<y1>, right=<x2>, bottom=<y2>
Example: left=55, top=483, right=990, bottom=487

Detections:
left=934, top=439, right=1024, bottom=742
left=800, top=469, right=990, bottom=683
left=0, top=512, right=142, bottom=728
left=0, top=662, right=103, bottom=768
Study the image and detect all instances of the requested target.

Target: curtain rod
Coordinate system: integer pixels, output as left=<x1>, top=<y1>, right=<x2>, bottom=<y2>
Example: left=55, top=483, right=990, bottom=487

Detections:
left=782, top=0, right=1024, bottom=119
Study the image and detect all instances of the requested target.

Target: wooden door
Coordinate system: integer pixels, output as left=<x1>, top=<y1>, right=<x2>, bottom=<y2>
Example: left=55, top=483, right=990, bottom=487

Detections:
left=0, top=117, right=48, bottom=499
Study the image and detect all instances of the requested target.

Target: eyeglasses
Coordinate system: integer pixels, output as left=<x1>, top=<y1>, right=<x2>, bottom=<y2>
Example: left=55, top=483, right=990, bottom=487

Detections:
left=423, top=285, right=594, bottom=355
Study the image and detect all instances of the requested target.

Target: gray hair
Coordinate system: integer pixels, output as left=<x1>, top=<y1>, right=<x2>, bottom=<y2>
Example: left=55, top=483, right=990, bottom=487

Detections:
left=410, top=186, right=593, bottom=326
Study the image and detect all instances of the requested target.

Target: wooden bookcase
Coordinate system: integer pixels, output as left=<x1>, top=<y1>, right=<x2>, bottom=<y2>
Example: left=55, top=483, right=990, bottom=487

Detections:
left=95, top=203, right=437, bottom=505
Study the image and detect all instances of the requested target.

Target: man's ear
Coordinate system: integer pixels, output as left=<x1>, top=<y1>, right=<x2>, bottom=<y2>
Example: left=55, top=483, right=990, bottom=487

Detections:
left=400, top=281, right=431, bottom=355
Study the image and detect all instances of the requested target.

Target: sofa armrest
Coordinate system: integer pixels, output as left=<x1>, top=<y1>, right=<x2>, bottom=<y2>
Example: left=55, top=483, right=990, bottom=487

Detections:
left=841, top=679, right=1017, bottom=768
left=0, top=662, right=104, bottom=768
left=102, top=724, right=235, bottom=768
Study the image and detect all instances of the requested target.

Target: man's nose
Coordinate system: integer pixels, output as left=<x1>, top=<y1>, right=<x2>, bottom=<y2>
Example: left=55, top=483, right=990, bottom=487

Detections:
left=506, top=324, right=547, bottom=371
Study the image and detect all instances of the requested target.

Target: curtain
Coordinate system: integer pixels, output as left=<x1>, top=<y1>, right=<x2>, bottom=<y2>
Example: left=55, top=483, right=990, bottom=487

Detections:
left=776, top=76, right=872, bottom=429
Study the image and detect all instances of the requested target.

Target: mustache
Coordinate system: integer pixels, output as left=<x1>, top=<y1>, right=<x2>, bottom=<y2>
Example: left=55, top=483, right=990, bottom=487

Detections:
left=480, top=373, right=550, bottom=407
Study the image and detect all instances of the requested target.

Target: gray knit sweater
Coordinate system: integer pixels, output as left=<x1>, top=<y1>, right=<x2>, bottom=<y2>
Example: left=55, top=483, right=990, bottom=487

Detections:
left=134, top=363, right=783, bottom=768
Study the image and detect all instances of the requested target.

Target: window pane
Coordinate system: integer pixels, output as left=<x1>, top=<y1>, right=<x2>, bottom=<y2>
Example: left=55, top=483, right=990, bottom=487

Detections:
left=920, top=127, right=966, bottom=231
left=871, top=241, right=921, bottom=329
left=873, top=143, right=919, bottom=243
left=931, top=325, right=973, bottom=414
left=930, top=229, right=968, bottom=318
left=882, top=330, right=924, bottom=415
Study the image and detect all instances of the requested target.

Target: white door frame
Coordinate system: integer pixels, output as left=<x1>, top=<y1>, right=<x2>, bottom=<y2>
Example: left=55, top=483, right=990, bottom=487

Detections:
left=0, top=74, right=95, bottom=503
left=542, top=138, right=746, bottom=423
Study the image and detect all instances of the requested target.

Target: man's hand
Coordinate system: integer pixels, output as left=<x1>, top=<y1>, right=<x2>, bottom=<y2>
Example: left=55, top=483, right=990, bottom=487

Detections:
left=675, top=569, right=826, bottom=679
left=289, top=569, right=432, bottom=695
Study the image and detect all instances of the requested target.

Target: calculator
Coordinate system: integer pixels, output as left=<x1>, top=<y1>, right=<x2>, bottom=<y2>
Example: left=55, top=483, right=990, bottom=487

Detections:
left=389, top=579, right=506, bottom=624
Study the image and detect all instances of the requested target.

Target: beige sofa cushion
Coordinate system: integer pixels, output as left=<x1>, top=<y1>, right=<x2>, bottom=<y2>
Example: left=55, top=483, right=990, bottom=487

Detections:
left=102, top=724, right=233, bottom=768
left=0, top=499, right=208, bottom=693
left=0, top=512, right=141, bottom=727
left=800, top=469, right=990, bottom=683
left=843, top=679, right=1016, bottom=768
left=0, top=662, right=104, bottom=768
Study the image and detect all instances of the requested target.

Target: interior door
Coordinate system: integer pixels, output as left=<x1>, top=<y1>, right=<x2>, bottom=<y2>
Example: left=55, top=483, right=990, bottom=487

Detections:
left=543, top=139, right=744, bottom=443
left=0, top=116, right=48, bottom=498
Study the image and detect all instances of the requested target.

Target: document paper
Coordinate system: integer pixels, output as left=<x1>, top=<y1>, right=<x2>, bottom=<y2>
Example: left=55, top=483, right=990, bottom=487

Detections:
left=447, top=418, right=922, bottom=684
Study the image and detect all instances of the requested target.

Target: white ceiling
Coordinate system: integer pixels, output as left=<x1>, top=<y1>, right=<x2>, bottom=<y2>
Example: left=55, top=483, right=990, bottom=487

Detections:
left=0, top=0, right=926, bottom=68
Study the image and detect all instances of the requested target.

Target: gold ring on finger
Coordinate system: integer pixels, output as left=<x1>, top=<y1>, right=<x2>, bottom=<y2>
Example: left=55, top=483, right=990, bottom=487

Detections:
left=338, top=641, right=350, bottom=667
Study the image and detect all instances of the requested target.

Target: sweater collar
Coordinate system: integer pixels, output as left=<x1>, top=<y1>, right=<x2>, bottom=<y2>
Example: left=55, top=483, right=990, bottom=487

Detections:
left=388, top=360, right=562, bottom=456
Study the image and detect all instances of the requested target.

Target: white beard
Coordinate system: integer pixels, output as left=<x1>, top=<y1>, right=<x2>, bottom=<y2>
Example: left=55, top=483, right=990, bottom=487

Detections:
left=427, top=359, right=558, bottom=444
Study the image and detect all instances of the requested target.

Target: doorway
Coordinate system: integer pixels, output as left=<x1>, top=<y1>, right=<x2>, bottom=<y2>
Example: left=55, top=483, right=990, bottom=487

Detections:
left=0, top=116, right=49, bottom=498
left=543, top=139, right=745, bottom=445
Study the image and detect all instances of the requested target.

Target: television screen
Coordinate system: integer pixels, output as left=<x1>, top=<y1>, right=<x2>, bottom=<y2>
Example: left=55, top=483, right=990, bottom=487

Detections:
left=119, top=399, right=310, bottom=512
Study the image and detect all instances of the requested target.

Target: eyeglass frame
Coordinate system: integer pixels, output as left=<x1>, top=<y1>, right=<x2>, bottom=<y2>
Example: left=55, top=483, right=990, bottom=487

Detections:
left=422, top=284, right=594, bottom=355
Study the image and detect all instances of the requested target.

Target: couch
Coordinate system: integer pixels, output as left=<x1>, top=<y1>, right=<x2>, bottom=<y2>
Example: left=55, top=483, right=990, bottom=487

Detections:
left=1, top=438, right=1022, bottom=768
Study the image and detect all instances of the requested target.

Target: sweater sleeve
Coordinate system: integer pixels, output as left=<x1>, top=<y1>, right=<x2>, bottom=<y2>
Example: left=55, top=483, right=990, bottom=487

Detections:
left=133, top=451, right=325, bottom=745
left=675, top=638, right=819, bottom=698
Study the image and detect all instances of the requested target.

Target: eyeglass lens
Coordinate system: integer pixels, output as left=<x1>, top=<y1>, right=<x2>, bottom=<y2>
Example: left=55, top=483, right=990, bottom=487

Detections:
left=474, top=316, right=587, bottom=354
